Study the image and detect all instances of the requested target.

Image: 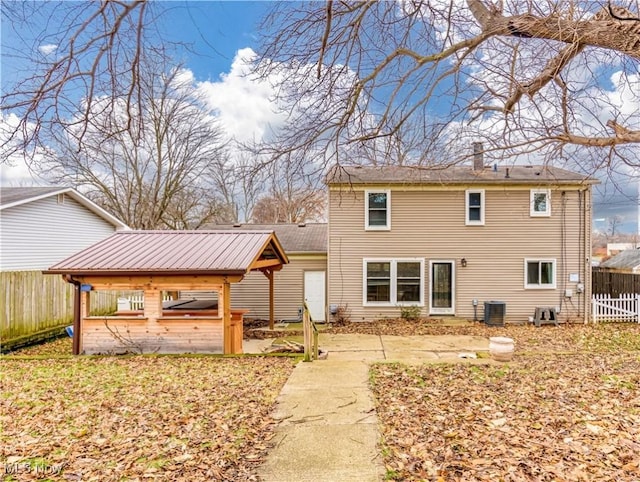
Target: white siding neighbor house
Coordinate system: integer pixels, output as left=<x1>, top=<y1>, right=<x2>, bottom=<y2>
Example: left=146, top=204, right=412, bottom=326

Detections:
left=1, top=187, right=128, bottom=349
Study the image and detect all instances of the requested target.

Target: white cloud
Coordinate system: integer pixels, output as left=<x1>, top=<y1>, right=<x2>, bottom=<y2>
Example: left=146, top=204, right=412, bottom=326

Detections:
left=0, top=113, right=49, bottom=186
left=194, top=48, right=288, bottom=144
left=38, top=44, right=58, bottom=56
left=606, top=71, right=640, bottom=118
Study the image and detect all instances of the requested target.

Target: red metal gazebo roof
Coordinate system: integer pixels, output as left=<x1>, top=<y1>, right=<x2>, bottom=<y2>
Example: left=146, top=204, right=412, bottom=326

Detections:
left=45, top=230, right=289, bottom=276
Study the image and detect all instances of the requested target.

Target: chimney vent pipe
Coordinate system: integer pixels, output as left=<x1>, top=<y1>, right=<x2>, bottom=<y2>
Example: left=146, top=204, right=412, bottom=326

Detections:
left=472, top=142, right=483, bottom=171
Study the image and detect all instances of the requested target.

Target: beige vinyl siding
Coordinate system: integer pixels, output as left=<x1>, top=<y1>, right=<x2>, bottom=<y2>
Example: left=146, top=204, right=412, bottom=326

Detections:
left=328, top=186, right=591, bottom=323
left=230, top=254, right=327, bottom=321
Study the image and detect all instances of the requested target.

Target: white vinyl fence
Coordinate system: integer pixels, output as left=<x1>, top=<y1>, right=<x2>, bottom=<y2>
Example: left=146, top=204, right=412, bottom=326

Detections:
left=120, top=293, right=172, bottom=311
left=591, top=293, right=640, bottom=323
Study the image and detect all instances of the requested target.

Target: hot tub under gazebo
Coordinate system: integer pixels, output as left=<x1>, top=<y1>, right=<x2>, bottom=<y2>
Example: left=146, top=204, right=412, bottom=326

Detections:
left=44, top=230, right=288, bottom=355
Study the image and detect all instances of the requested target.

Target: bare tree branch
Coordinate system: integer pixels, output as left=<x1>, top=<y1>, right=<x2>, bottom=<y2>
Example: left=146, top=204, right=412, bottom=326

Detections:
left=469, top=0, right=640, bottom=59
left=256, top=0, right=640, bottom=171
left=42, top=57, right=230, bottom=229
left=1, top=1, right=150, bottom=162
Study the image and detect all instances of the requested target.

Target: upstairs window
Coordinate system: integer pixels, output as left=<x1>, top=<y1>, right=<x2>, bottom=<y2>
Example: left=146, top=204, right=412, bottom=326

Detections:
left=465, top=189, right=485, bottom=225
left=365, top=190, right=391, bottom=230
left=531, top=189, right=551, bottom=217
left=525, top=259, right=556, bottom=289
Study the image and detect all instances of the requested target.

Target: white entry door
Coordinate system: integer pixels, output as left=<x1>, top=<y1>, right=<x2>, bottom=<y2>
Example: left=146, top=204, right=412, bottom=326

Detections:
left=304, top=271, right=326, bottom=322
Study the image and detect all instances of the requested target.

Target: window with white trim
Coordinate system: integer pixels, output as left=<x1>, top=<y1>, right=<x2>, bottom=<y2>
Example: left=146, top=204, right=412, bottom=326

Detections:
left=524, top=259, right=556, bottom=289
left=365, top=190, right=390, bottom=230
left=465, top=189, right=485, bottom=225
left=363, top=258, right=424, bottom=306
left=530, top=189, right=551, bottom=217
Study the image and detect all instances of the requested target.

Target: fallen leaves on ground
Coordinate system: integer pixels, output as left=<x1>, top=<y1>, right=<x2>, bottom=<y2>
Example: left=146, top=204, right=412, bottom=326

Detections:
left=328, top=319, right=640, bottom=353
left=16, top=323, right=640, bottom=355
left=9, top=336, right=72, bottom=357
left=371, top=353, right=640, bottom=481
left=1, top=356, right=295, bottom=481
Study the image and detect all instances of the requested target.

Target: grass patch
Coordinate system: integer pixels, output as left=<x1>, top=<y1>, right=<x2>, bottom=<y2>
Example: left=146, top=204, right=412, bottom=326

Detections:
left=1, top=356, right=295, bottom=480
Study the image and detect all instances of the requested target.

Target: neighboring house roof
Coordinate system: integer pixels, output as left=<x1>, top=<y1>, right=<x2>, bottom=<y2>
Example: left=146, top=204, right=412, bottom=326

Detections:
left=599, top=249, right=640, bottom=271
left=45, top=230, right=289, bottom=276
left=0, top=186, right=129, bottom=229
left=326, top=165, right=598, bottom=185
left=0, top=186, right=63, bottom=206
left=606, top=242, right=638, bottom=256
left=203, top=223, right=327, bottom=254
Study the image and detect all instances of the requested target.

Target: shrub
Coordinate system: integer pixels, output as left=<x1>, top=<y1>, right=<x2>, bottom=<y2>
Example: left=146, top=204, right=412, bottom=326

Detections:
left=400, top=305, right=421, bottom=321
left=332, top=304, right=351, bottom=325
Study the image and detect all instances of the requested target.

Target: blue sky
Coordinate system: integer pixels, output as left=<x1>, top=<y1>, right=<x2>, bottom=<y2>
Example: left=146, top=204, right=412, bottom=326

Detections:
left=0, top=1, right=270, bottom=97
left=154, top=1, right=270, bottom=80
left=1, top=1, right=638, bottom=234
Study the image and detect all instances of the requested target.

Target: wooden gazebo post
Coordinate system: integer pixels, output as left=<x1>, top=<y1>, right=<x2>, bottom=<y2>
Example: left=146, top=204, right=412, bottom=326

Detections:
left=262, top=269, right=275, bottom=330
left=143, top=288, right=163, bottom=323
left=222, top=281, right=232, bottom=354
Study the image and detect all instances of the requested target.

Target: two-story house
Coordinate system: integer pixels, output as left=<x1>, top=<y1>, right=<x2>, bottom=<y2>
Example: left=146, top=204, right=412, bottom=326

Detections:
left=326, top=163, right=597, bottom=324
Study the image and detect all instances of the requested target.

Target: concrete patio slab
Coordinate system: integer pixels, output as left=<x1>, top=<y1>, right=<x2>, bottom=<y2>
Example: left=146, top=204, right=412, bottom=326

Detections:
left=318, top=333, right=383, bottom=352
left=326, top=350, right=386, bottom=362
left=380, top=334, right=489, bottom=353
left=384, top=350, right=440, bottom=362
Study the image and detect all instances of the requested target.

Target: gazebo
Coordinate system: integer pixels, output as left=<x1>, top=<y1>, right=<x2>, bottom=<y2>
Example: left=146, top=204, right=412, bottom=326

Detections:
left=45, top=230, right=288, bottom=355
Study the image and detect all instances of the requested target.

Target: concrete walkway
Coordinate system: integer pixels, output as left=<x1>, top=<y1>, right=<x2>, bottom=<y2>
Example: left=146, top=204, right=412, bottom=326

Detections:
left=258, top=359, right=381, bottom=481
left=256, top=334, right=491, bottom=481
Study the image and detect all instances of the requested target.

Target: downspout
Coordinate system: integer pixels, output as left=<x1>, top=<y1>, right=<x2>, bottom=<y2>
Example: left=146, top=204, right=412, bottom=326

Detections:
left=63, top=275, right=81, bottom=355
left=584, top=188, right=592, bottom=324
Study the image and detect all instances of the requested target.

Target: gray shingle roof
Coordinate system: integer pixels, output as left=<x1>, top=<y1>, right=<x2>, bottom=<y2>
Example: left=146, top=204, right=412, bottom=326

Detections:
left=326, top=165, right=598, bottom=185
left=202, top=223, right=327, bottom=254
left=600, top=250, right=640, bottom=270
left=0, top=186, right=67, bottom=207
left=0, top=186, right=129, bottom=229
left=46, top=230, right=289, bottom=275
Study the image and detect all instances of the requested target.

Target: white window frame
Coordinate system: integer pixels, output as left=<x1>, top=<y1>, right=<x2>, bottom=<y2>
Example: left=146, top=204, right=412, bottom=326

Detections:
left=524, top=258, right=557, bottom=289
left=364, top=189, right=391, bottom=230
left=363, top=258, right=424, bottom=307
left=465, top=189, right=485, bottom=225
left=530, top=189, right=551, bottom=217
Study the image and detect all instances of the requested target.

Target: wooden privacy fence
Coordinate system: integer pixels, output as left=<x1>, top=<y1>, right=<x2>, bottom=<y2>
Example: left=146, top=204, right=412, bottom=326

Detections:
left=592, top=269, right=640, bottom=297
left=591, top=293, right=640, bottom=323
left=1, top=270, right=118, bottom=349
